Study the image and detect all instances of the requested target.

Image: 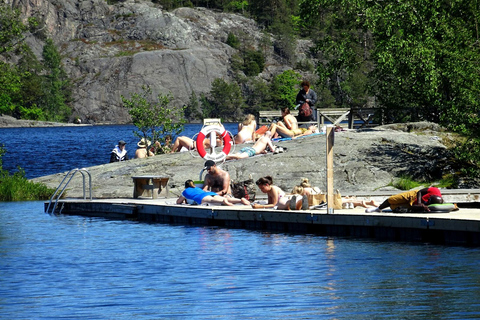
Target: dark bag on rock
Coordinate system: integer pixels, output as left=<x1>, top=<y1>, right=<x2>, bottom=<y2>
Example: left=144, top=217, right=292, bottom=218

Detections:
left=231, top=179, right=256, bottom=201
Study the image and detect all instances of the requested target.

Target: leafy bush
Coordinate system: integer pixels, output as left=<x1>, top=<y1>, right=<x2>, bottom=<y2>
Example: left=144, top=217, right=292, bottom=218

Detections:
left=0, top=169, right=55, bottom=201
left=226, top=33, right=240, bottom=49
left=121, top=85, right=186, bottom=153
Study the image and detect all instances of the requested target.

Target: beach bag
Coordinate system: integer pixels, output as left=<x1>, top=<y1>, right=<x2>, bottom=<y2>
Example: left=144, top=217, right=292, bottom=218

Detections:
left=299, top=102, right=312, bottom=118
left=307, top=193, right=326, bottom=206
left=231, top=179, right=256, bottom=201
left=332, top=190, right=343, bottom=209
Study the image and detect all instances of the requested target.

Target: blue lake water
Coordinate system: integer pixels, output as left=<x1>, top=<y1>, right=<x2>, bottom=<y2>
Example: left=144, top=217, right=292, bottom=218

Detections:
left=1, top=201, right=480, bottom=319
left=0, top=123, right=239, bottom=179
left=1, top=125, right=480, bottom=318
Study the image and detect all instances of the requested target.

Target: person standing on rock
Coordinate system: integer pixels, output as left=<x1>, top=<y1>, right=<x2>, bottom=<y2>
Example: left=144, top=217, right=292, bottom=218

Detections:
left=202, top=160, right=233, bottom=197
left=296, top=80, right=317, bottom=122
left=109, top=140, right=129, bottom=163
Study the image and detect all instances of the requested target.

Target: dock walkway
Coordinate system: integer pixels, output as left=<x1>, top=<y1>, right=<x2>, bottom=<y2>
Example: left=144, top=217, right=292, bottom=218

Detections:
left=46, top=197, right=480, bottom=246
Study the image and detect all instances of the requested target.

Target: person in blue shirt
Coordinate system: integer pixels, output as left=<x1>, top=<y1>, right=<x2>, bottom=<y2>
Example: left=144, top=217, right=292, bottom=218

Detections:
left=177, top=180, right=250, bottom=206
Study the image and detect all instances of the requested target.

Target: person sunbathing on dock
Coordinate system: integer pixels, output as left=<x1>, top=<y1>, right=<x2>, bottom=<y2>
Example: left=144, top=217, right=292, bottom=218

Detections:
left=176, top=180, right=250, bottom=206
left=251, top=176, right=290, bottom=210
left=226, top=131, right=275, bottom=160
left=234, top=114, right=257, bottom=144
left=365, top=187, right=443, bottom=213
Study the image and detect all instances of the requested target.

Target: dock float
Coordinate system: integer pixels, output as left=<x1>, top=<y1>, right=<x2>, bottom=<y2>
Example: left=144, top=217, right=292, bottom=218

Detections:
left=45, top=198, right=480, bottom=246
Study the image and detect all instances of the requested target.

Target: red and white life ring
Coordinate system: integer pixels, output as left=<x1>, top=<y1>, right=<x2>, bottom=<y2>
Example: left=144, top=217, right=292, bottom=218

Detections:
left=196, top=125, right=232, bottom=161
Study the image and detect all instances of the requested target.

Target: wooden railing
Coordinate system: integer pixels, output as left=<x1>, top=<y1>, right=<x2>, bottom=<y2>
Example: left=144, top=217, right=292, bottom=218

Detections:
left=259, top=107, right=383, bottom=129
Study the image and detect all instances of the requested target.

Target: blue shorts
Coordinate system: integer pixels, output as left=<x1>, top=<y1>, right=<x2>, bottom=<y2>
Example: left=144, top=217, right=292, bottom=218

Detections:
left=240, top=147, right=256, bottom=157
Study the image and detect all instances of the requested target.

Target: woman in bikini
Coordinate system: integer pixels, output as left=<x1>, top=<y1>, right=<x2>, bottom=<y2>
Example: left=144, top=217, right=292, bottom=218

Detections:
left=251, top=176, right=290, bottom=210
left=268, top=107, right=298, bottom=139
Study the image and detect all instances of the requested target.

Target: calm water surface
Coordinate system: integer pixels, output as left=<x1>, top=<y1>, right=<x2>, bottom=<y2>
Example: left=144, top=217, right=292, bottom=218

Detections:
left=1, top=126, right=480, bottom=318
left=1, top=201, right=480, bottom=319
left=0, top=123, right=239, bottom=179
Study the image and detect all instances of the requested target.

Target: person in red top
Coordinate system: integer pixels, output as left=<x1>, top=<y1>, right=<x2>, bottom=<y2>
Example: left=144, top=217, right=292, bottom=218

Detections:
left=366, top=187, right=443, bottom=213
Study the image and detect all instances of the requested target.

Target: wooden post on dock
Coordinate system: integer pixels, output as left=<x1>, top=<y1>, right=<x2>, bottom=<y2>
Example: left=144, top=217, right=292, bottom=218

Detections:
left=326, top=126, right=334, bottom=214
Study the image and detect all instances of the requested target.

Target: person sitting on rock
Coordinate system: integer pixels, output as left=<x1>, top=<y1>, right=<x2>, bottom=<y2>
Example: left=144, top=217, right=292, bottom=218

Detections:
left=176, top=179, right=250, bottom=206
left=365, top=187, right=443, bottom=213
left=234, top=114, right=257, bottom=144
left=268, top=107, right=299, bottom=139
left=109, top=140, right=129, bottom=162
left=226, top=131, right=275, bottom=160
left=135, top=138, right=155, bottom=159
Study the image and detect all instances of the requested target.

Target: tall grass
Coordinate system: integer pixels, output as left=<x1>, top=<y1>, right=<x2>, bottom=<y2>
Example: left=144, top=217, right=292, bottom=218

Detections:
left=392, top=174, right=457, bottom=191
left=0, top=169, right=55, bottom=201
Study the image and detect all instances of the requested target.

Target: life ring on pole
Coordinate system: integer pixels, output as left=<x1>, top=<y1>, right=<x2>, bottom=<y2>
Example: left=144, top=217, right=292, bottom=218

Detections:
left=196, top=125, right=232, bottom=161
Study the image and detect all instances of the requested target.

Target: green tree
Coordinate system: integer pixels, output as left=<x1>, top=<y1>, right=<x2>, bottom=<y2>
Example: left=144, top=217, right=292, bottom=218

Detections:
left=203, top=78, right=246, bottom=120
left=16, top=45, right=46, bottom=120
left=41, top=38, right=72, bottom=122
left=184, top=91, right=203, bottom=121
left=0, top=62, right=22, bottom=116
left=121, top=86, right=186, bottom=153
left=226, top=32, right=240, bottom=49
left=0, top=5, right=28, bottom=54
left=270, top=70, right=302, bottom=109
left=300, top=0, right=372, bottom=109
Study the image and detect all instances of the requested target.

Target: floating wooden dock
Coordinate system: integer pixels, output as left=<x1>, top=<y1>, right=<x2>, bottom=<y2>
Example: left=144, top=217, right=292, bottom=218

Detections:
left=45, top=197, right=480, bottom=246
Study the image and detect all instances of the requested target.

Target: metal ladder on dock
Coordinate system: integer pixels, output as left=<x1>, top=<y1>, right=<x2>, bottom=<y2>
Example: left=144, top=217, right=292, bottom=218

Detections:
left=45, top=168, right=92, bottom=214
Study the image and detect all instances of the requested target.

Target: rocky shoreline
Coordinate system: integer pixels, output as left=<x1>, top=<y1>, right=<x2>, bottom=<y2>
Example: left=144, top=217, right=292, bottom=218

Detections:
left=31, top=121, right=475, bottom=199
left=0, top=115, right=92, bottom=128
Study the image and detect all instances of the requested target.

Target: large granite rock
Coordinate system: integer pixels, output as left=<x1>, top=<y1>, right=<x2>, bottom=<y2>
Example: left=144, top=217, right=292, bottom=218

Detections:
left=32, top=122, right=465, bottom=199
left=8, top=0, right=308, bottom=124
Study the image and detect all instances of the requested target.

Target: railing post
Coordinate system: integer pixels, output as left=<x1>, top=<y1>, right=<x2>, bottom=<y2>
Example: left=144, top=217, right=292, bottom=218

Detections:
left=326, top=126, right=335, bottom=214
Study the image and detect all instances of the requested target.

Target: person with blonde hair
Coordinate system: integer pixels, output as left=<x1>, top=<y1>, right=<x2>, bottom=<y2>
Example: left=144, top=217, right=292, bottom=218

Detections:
left=235, top=114, right=257, bottom=144
left=289, top=185, right=308, bottom=210
left=299, top=178, right=321, bottom=195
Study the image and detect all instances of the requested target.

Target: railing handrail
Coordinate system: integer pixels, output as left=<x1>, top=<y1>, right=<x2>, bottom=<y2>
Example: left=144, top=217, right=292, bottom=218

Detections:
left=46, top=168, right=92, bottom=214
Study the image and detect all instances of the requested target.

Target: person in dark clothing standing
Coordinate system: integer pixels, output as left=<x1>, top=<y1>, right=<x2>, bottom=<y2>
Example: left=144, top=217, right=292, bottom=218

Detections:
left=296, top=80, right=318, bottom=122
left=109, top=140, right=129, bottom=162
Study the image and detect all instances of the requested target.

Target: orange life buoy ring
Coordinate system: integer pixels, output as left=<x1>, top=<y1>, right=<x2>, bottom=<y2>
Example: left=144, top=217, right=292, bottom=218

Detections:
left=196, top=125, right=232, bottom=161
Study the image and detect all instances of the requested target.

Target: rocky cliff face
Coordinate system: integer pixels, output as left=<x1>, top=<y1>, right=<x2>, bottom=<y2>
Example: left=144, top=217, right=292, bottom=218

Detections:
left=10, top=0, right=300, bottom=123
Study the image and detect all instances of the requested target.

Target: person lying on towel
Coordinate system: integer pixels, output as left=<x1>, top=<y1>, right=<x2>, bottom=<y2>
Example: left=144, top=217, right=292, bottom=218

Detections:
left=177, top=180, right=250, bottom=206
left=365, top=187, right=443, bottom=213
left=226, top=131, right=275, bottom=160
